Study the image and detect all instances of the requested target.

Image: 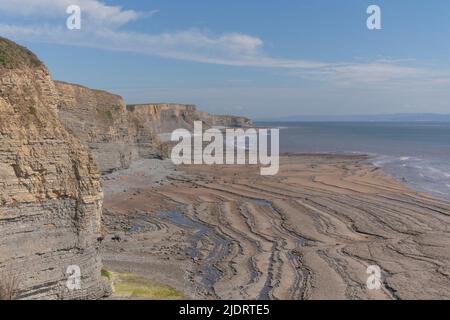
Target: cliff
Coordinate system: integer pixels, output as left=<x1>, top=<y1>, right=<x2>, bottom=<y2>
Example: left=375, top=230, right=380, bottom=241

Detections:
left=55, top=81, right=163, bottom=174
left=198, top=112, right=253, bottom=128
left=125, top=103, right=199, bottom=134
left=55, top=86, right=252, bottom=174
left=0, top=37, right=107, bottom=299
left=127, top=103, right=252, bottom=134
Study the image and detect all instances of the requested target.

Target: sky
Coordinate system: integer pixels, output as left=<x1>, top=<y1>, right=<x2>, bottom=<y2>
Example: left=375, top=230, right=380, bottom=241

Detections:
left=1, top=0, right=450, bottom=119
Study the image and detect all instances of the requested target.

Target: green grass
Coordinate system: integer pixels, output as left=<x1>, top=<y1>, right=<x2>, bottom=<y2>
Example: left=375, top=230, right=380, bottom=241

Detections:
left=101, top=268, right=112, bottom=280
left=107, top=271, right=183, bottom=300
left=0, top=37, right=43, bottom=69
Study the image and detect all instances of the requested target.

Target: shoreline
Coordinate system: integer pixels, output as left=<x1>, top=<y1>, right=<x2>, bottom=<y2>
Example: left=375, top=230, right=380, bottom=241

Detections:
left=282, top=151, right=450, bottom=202
left=100, top=153, right=450, bottom=300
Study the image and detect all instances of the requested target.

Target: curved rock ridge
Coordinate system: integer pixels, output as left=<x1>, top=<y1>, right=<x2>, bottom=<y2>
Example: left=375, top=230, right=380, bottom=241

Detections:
left=102, top=154, right=450, bottom=300
left=0, top=38, right=107, bottom=300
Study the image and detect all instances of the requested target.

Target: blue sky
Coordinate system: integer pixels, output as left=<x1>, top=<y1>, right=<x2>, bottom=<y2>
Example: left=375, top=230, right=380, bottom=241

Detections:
left=1, top=0, right=450, bottom=118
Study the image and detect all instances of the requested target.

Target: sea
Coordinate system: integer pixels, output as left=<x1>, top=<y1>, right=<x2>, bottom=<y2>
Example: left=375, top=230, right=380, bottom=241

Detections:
left=256, top=121, right=450, bottom=200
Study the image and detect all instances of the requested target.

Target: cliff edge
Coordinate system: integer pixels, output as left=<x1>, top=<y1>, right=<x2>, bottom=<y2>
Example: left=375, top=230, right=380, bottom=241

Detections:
left=56, top=85, right=252, bottom=174
left=127, top=103, right=252, bottom=134
left=55, top=81, right=163, bottom=174
left=0, top=37, right=107, bottom=299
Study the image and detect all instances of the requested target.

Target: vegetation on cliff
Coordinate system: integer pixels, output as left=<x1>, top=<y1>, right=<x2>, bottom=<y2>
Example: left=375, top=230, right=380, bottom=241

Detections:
left=0, top=36, right=107, bottom=300
left=0, top=37, right=43, bottom=69
left=107, top=271, right=183, bottom=300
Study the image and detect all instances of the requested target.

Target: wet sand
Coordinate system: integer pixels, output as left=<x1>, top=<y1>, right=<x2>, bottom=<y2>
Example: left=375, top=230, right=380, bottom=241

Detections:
left=101, top=154, right=450, bottom=300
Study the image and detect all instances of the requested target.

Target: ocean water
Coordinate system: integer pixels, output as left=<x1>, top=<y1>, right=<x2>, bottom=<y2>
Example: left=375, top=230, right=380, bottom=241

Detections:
left=256, top=122, right=450, bottom=200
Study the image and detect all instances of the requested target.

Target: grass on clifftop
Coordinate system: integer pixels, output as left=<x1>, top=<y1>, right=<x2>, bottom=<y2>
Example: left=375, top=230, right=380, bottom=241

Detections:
left=0, top=37, right=43, bottom=69
left=101, top=268, right=112, bottom=281
left=104, top=270, right=183, bottom=300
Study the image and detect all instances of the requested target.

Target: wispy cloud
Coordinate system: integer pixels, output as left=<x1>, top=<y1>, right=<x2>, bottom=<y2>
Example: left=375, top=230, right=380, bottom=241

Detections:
left=329, top=63, right=450, bottom=89
left=0, top=0, right=144, bottom=26
left=0, top=0, right=448, bottom=89
left=291, top=62, right=450, bottom=89
left=0, top=23, right=327, bottom=69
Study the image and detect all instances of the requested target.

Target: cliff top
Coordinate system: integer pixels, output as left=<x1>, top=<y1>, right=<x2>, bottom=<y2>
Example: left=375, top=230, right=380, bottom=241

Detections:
left=55, top=80, right=124, bottom=99
left=0, top=37, right=43, bottom=69
left=126, top=103, right=197, bottom=112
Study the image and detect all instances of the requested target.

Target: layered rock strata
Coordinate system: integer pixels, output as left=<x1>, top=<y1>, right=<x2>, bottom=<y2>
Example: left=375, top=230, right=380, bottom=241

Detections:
left=0, top=37, right=106, bottom=300
left=126, top=103, right=252, bottom=134
left=55, top=81, right=163, bottom=174
left=56, top=85, right=252, bottom=174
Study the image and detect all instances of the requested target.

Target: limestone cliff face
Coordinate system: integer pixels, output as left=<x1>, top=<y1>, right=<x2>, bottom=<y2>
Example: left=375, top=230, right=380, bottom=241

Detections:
left=197, top=112, right=253, bottom=128
left=0, top=37, right=106, bottom=299
left=127, top=103, right=252, bottom=133
left=126, top=103, right=200, bottom=134
left=56, top=86, right=251, bottom=174
left=55, top=81, right=163, bottom=174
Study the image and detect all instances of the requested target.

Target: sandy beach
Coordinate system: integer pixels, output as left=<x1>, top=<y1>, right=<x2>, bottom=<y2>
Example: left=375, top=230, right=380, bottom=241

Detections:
left=100, top=154, right=450, bottom=300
